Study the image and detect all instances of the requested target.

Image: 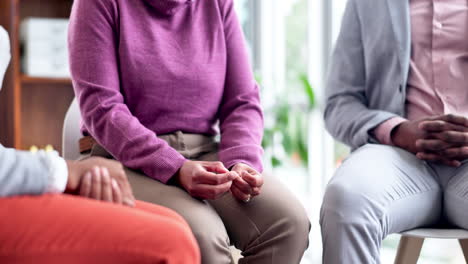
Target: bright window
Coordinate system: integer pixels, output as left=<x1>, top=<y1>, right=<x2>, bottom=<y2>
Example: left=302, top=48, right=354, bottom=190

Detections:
left=236, top=0, right=464, bottom=263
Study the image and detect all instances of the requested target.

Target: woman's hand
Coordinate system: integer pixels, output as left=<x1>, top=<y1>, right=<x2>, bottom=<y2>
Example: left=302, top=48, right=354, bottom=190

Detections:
left=78, top=166, right=123, bottom=205
left=230, top=163, right=263, bottom=202
left=176, top=161, right=239, bottom=200
left=66, top=157, right=135, bottom=207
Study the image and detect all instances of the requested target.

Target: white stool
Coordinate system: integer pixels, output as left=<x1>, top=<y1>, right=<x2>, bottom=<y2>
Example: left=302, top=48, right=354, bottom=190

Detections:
left=395, top=228, right=468, bottom=264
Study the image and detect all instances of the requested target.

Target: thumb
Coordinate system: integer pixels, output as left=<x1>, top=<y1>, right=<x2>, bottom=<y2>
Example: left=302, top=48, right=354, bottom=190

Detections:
left=228, top=171, right=240, bottom=181
left=204, top=162, right=229, bottom=174
left=242, top=171, right=262, bottom=187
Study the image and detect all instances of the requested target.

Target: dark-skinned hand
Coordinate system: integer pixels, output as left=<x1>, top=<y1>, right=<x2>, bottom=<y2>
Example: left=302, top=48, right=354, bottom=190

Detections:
left=416, top=114, right=468, bottom=167
left=392, top=114, right=468, bottom=167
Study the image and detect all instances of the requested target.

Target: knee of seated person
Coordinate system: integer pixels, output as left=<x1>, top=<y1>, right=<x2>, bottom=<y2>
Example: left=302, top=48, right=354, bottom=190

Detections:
left=321, top=179, right=381, bottom=228
left=189, top=228, right=234, bottom=263
left=259, top=190, right=311, bottom=248
left=280, top=203, right=311, bottom=244
left=130, top=220, right=200, bottom=263
left=191, top=226, right=230, bottom=249
left=168, top=225, right=200, bottom=263
left=171, top=223, right=201, bottom=263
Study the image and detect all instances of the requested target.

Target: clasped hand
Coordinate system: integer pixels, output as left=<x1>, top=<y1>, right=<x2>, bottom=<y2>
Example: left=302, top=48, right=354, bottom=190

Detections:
left=392, top=114, right=468, bottom=167
left=176, top=161, right=264, bottom=201
left=66, top=157, right=136, bottom=207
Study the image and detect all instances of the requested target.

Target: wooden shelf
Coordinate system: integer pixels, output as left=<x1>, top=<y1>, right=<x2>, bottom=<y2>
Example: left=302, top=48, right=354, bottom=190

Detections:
left=21, top=75, right=72, bottom=85
left=0, top=0, right=75, bottom=153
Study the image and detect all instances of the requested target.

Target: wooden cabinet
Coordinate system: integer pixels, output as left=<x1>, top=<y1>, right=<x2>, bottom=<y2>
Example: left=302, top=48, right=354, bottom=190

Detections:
left=0, top=0, right=75, bottom=153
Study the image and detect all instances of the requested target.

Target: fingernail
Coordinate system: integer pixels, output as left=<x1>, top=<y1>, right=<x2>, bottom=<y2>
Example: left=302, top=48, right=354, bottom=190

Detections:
left=125, top=199, right=135, bottom=207
left=111, top=179, right=118, bottom=188
left=101, top=166, right=109, bottom=175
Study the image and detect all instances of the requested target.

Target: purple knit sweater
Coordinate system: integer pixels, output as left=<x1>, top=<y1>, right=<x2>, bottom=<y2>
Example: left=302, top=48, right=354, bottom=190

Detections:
left=68, top=0, right=264, bottom=183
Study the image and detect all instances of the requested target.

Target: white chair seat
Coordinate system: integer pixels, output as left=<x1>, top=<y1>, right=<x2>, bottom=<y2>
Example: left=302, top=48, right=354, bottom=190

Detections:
left=395, top=228, right=468, bottom=264
left=400, top=228, right=468, bottom=240
left=62, top=98, right=82, bottom=160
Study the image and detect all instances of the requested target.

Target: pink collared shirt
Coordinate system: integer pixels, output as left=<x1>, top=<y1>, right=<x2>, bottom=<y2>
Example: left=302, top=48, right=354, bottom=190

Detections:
left=374, top=0, right=468, bottom=145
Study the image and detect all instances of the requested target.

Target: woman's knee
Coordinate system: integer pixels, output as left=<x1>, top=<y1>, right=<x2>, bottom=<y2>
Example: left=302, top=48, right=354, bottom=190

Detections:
left=120, top=219, right=200, bottom=264
left=162, top=221, right=201, bottom=264
left=261, top=179, right=311, bottom=245
left=280, top=201, right=311, bottom=245
left=136, top=200, right=188, bottom=226
left=172, top=202, right=232, bottom=264
left=191, top=216, right=231, bottom=254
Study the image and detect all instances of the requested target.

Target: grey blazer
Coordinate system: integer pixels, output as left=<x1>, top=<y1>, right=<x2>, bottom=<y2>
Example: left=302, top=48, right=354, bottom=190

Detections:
left=324, top=0, right=411, bottom=149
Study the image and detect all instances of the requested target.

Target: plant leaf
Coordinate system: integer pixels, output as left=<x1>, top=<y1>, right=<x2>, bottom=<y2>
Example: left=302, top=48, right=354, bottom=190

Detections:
left=271, top=156, right=282, bottom=167
left=299, top=73, right=316, bottom=109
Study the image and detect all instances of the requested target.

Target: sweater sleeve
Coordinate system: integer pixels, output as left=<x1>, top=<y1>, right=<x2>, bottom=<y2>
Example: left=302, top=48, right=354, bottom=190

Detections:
left=0, top=145, right=68, bottom=197
left=68, top=0, right=186, bottom=183
left=217, top=0, right=264, bottom=172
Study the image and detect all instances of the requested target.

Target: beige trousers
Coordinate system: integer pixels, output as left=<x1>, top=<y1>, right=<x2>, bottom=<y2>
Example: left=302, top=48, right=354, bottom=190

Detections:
left=86, top=131, right=310, bottom=264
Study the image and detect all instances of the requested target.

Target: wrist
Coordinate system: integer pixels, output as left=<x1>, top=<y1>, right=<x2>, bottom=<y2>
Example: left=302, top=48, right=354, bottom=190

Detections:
left=229, top=163, right=238, bottom=171
left=65, top=160, right=81, bottom=192
left=170, top=169, right=182, bottom=186
left=169, top=160, right=188, bottom=187
left=390, top=121, right=407, bottom=147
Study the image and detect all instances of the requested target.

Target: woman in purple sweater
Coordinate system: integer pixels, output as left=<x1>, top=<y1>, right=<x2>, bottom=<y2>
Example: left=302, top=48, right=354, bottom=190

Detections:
left=69, top=0, right=309, bottom=263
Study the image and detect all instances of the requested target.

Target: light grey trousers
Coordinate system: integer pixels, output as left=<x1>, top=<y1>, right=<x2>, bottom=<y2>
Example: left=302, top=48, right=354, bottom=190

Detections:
left=320, top=144, right=468, bottom=264
left=86, top=132, right=310, bottom=264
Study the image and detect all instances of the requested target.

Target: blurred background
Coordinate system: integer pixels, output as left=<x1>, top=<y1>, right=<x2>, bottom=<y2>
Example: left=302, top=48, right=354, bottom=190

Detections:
left=0, top=0, right=464, bottom=263
left=235, top=0, right=465, bottom=263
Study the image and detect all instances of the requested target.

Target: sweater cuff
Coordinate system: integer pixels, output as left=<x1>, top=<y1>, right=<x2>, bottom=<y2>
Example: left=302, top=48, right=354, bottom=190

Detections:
left=148, top=151, right=187, bottom=184
left=372, top=117, right=407, bottom=146
left=219, top=145, right=264, bottom=173
left=35, top=150, right=68, bottom=193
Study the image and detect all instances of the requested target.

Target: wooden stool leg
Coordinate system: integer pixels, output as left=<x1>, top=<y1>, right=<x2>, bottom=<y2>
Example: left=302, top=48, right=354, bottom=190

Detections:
left=459, top=239, right=468, bottom=262
left=230, top=246, right=241, bottom=264
left=394, top=236, right=424, bottom=264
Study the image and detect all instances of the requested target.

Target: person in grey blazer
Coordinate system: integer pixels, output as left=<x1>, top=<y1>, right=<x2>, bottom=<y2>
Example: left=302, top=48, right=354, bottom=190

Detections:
left=321, top=0, right=468, bottom=263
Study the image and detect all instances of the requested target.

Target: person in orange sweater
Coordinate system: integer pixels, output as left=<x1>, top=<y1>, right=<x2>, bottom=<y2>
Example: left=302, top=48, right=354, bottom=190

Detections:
left=0, top=26, right=200, bottom=264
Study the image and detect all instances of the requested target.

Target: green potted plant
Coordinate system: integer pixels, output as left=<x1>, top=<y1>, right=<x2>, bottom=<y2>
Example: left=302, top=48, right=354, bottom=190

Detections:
left=262, top=73, right=316, bottom=168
